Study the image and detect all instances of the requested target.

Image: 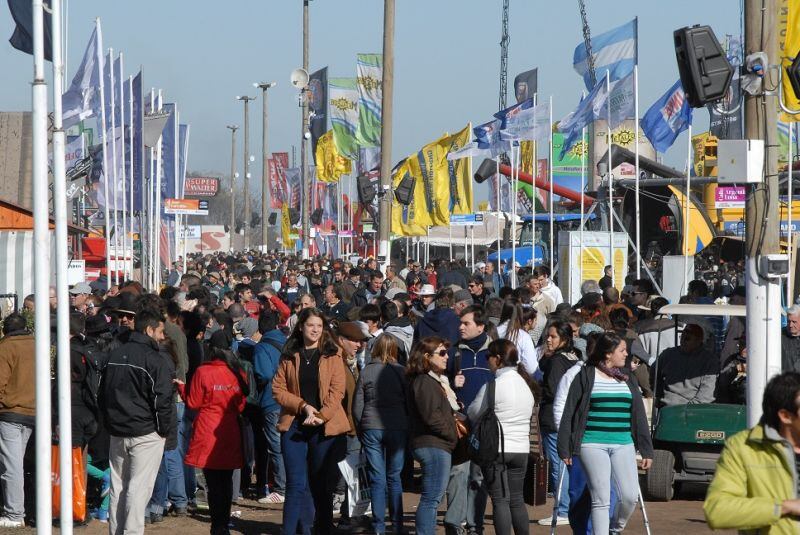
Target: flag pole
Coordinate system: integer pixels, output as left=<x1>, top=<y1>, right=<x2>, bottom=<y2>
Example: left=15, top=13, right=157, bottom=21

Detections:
left=32, top=2, right=53, bottom=531
left=684, top=124, right=692, bottom=295
left=155, top=90, right=164, bottom=288
left=531, top=94, right=537, bottom=270
left=51, top=1, right=72, bottom=530
left=634, top=64, right=641, bottom=279
left=788, top=122, right=794, bottom=305
left=549, top=95, right=554, bottom=276
left=147, top=89, right=155, bottom=289
left=98, top=26, right=112, bottom=291
left=511, top=145, right=517, bottom=288
left=128, top=75, right=134, bottom=279
left=495, top=156, right=501, bottom=277
left=108, top=48, right=120, bottom=286
left=174, top=107, right=181, bottom=271
left=606, top=70, right=615, bottom=289
left=469, top=151, right=475, bottom=272
left=580, top=89, right=586, bottom=287
left=119, top=54, right=128, bottom=281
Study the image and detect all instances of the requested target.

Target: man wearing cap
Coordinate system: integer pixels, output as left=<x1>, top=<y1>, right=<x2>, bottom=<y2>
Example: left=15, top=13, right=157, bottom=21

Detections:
left=412, top=284, right=437, bottom=319
left=70, top=282, right=93, bottom=313
left=655, top=323, right=719, bottom=407
left=204, top=272, right=226, bottom=301
left=334, top=322, right=368, bottom=530
left=453, top=289, right=474, bottom=315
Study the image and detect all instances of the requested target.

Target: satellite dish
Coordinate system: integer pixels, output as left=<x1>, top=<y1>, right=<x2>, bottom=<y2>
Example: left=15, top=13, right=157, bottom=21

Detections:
left=290, top=68, right=309, bottom=89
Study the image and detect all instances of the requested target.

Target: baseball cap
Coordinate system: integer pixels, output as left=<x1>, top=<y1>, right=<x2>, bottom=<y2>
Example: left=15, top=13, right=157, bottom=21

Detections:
left=69, top=282, right=92, bottom=295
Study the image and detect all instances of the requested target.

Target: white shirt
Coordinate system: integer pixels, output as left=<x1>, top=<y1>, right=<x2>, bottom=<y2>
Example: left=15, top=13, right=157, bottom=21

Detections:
left=553, top=362, right=584, bottom=429
left=496, top=321, right=539, bottom=376
left=467, top=367, right=535, bottom=454
left=541, top=279, right=564, bottom=306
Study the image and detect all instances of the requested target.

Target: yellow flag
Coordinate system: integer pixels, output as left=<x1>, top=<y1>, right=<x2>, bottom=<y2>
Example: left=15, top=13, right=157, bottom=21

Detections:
left=281, top=204, right=293, bottom=249
left=781, top=0, right=800, bottom=121
left=520, top=140, right=534, bottom=177
left=406, top=138, right=447, bottom=227
left=391, top=158, right=428, bottom=236
left=437, top=124, right=474, bottom=215
left=315, top=130, right=352, bottom=182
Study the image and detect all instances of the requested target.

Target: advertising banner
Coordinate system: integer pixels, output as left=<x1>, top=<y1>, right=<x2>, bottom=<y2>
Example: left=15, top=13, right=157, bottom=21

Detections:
left=184, top=177, right=219, bottom=196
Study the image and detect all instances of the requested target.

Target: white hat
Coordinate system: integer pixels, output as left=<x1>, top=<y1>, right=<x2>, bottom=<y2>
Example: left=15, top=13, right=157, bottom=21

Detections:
left=476, top=262, right=486, bottom=269
left=417, top=284, right=437, bottom=296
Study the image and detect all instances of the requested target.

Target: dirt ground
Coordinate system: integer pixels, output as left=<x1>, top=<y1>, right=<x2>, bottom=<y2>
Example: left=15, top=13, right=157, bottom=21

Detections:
left=1, top=482, right=733, bottom=534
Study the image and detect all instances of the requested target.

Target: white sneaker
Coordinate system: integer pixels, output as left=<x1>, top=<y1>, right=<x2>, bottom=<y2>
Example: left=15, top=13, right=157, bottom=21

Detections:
left=537, top=516, right=570, bottom=526
left=0, top=517, right=24, bottom=528
left=257, top=492, right=285, bottom=504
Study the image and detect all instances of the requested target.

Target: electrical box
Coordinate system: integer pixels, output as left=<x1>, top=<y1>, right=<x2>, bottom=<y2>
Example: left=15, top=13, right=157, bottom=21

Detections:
left=759, top=254, right=790, bottom=279
left=718, top=139, right=764, bottom=183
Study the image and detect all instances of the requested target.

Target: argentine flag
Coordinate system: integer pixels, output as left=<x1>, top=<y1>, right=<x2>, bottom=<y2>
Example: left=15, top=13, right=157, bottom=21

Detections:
left=573, top=18, right=637, bottom=91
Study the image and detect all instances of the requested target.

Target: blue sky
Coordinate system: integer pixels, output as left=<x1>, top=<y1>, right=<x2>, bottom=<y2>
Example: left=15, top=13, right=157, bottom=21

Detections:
left=0, top=1, right=741, bottom=201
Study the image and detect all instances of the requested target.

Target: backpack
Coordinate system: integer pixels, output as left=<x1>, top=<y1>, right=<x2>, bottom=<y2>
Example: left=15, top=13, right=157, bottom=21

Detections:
left=81, top=347, right=109, bottom=418
left=238, top=358, right=261, bottom=407
left=466, top=380, right=504, bottom=468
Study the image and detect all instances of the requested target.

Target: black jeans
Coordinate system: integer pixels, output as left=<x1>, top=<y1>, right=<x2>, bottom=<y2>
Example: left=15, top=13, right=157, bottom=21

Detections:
left=203, top=468, right=234, bottom=535
left=486, top=453, right=529, bottom=535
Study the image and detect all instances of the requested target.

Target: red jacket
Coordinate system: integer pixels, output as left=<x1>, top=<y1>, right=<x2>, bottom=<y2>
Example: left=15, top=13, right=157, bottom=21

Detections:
left=181, top=360, right=246, bottom=470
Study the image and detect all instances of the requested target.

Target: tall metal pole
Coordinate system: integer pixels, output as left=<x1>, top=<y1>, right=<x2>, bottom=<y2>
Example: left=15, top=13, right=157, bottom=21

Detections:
left=745, top=0, right=781, bottom=426
left=378, top=0, right=395, bottom=270
left=227, top=125, right=238, bottom=251
left=51, top=0, right=72, bottom=530
left=301, top=0, right=311, bottom=259
left=257, top=82, right=276, bottom=252
left=32, top=1, right=53, bottom=531
left=237, top=95, right=255, bottom=251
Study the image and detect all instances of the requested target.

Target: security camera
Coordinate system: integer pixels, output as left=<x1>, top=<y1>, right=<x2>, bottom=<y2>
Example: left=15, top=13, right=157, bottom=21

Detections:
left=304, top=131, right=311, bottom=140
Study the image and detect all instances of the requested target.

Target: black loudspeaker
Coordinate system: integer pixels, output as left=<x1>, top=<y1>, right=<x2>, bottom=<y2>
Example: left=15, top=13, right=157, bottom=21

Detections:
left=394, top=172, right=415, bottom=205
left=673, top=25, right=733, bottom=108
left=289, top=208, right=301, bottom=225
left=311, top=208, right=324, bottom=225
left=474, top=159, right=498, bottom=183
left=357, top=174, right=377, bottom=204
left=788, top=54, right=800, bottom=100
left=268, top=212, right=277, bottom=225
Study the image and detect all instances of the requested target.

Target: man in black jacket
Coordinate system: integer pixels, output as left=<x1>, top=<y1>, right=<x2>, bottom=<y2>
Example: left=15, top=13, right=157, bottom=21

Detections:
left=101, top=308, right=173, bottom=535
left=351, top=271, right=385, bottom=307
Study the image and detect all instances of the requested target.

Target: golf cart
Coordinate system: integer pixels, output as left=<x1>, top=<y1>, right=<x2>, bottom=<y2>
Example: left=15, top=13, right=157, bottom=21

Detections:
left=644, top=303, right=748, bottom=502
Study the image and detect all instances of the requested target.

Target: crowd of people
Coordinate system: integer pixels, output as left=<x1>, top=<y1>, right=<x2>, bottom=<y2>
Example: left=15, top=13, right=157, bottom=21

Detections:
left=0, top=250, right=761, bottom=535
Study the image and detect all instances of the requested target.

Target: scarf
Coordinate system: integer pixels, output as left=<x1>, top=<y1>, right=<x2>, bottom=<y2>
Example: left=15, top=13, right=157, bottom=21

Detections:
left=428, top=371, right=460, bottom=411
left=596, top=362, right=629, bottom=382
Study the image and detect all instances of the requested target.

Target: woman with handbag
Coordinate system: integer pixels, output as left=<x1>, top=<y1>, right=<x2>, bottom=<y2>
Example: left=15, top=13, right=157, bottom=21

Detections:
left=407, top=336, right=459, bottom=535
left=272, top=308, right=349, bottom=535
left=177, top=347, right=248, bottom=535
left=557, top=331, right=654, bottom=535
left=466, top=339, right=535, bottom=535
left=352, top=334, right=409, bottom=535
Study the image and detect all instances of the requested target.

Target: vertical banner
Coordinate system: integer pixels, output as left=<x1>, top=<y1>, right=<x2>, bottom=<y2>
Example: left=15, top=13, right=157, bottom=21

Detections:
left=268, top=159, right=286, bottom=208
left=437, top=125, right=474, bottom=215
left=131, top=72, right=144, bottom=211
left=355, top=53, right=383, bottom=147
left=160, top=103, right=177, bottom=219
left=329, top=77, right=360, bottom=160
left=308, top=67, right=328, bottom=154
left=513, top=68, right=538, bottom=103
left=285, top=167, right=302, bottom=211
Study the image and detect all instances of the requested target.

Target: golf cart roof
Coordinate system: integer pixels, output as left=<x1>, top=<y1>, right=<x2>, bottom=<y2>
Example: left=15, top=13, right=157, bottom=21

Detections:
left=660, top=303, right=746, bottom=317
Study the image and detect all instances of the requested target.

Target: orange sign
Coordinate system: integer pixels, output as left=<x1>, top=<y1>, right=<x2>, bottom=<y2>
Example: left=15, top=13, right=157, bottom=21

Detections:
left=164, top=198, right=208, bottom=215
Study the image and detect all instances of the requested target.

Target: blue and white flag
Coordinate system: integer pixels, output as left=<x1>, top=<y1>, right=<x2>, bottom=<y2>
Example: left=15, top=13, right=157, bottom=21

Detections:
left=557, top=78, right=609, bottom=159
left=641, top=80, right=693, bottom=153
left=475, top=119, right=512, bottom=158
left=493, top=98, right=533, bottom=129
left=606, top=72, right=635, bottom=127
left=62, top=26, right=102, bottom=128
left=573, top=18, right=637, bottom=91
left=501, top=101, right=551, bottom=142
left=178, top=124, right=190, bottom=198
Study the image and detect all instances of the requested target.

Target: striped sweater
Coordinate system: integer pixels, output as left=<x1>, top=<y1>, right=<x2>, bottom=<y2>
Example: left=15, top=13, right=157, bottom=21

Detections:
left=582, top=374, right=633, bottom=445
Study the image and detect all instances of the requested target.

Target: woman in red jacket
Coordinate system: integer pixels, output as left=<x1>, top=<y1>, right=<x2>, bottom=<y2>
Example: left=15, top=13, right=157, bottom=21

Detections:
left=178, top=347, right=248, bottom=535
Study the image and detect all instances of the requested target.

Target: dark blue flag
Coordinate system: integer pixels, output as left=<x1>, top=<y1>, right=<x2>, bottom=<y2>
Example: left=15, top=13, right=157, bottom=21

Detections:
left=7, top=0, right=52, bottom=60
left=640, top=79, right=693, bottom=153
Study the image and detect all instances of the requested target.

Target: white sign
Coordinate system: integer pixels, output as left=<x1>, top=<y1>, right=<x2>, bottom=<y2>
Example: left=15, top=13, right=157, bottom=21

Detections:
left=450, top=213, right=485, bottom=226
left=67, top=259, right=86, bottom=286
left=179, top=225, right=201, bottom=239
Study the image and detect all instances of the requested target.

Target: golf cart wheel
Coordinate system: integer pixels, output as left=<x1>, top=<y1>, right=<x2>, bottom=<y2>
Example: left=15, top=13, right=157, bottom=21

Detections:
left=646, top=449, right=675, bottom=501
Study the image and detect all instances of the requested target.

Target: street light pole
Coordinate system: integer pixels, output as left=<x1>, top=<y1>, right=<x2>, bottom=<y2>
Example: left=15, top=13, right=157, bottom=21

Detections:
left=301, top=0, right=310, bottom=259
left=227, top=124, right=238, bottom=251
left=237, top=95, right=256, bottom=251
left=378, top=0, right=395, bottom=270
left=256, top=82, right=276, bottom=252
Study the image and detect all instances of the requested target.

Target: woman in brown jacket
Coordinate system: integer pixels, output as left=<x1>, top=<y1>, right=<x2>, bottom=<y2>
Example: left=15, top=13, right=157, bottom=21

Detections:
left=273, top=308, right=348, bottom=535
left=407, top=336, right=459, bottom=535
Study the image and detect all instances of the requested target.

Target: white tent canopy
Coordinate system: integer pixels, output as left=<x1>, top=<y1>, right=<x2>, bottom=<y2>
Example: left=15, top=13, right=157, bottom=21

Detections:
left=416, top=211, right=521, bottom=247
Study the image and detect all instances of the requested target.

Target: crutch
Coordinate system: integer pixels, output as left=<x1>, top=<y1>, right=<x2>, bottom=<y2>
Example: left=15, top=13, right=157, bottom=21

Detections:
left=550, top=461, right=567, bottom=535
left=637, top=483, right=652, bottom=535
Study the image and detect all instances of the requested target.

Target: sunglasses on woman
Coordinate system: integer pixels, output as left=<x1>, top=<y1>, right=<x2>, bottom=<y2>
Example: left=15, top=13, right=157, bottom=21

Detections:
left=430, top=349, right=448, bottom=357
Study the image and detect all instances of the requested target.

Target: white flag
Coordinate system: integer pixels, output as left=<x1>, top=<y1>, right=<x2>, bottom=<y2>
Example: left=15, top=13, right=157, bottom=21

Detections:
left=501, top=102, right=551, bottom=142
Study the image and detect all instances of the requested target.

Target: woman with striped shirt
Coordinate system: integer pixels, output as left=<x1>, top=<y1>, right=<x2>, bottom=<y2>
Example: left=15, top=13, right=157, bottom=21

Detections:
left=557, top=332, right=654, bottom=534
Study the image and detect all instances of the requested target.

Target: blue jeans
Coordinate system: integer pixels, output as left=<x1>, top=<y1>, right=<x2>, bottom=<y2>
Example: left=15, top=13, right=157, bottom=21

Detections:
left=147, top=447, right=188, bottom=515
left=579, top=443, right=639, bottom=534
left=262, top=409, right=286, bottom=495
left=568, top=456, right=618, bottom=534
left=180, top=407, right=197, bottom=503
left=413, top=447, right=451, bottom=535
left=542, top=431, right=569, bottom=518
left=0, top=421, right=32, bottom=522
left=445, top=461, right=487, bottom=531
left=281, top=420, right=346, bottom=535
left=361, top=429, right=406, bottom=533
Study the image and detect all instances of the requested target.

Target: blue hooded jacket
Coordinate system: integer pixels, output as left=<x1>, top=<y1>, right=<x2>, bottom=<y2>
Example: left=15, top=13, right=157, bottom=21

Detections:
left=414, top=307, right=461, bottom=347
left=253, top=329, right=287, bottom=411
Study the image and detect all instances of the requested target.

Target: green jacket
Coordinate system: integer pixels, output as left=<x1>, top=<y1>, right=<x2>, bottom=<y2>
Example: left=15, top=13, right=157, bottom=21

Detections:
left=704, top=424, right=799, bottom=534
